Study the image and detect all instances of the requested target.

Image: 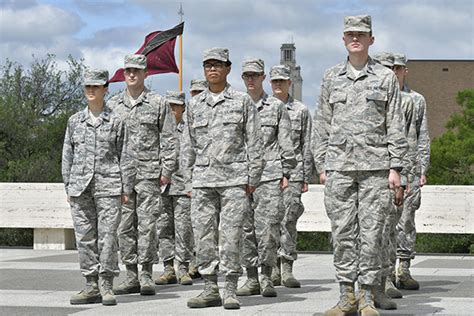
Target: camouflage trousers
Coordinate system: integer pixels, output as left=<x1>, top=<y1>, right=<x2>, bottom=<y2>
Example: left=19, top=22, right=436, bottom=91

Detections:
left=381, top=191, right=401, bottom=277
left=324, top=170, right=389, bottom=286
left=277, top=181, right=304, bottom=261
left=69, top=181, right=121, bottom=278
left=192, top=186, right=247, bottom=276
left=157, top=192, right=194, bottom=263
left=241, top=180, right=285, bottom=268
left=118, top=179, right=161, bottom=265
left=396, top=177, right=421, bottom=260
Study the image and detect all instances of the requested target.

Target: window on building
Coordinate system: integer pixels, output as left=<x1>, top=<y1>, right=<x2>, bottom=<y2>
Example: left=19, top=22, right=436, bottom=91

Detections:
left=284, top=50, right=293, bottom=61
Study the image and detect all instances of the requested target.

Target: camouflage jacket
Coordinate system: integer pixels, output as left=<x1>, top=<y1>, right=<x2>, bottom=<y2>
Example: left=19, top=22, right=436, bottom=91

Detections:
left=403, top=85, right=431, bottom=176
left=255, top=92, right=297, bottom=182
left=183, top=84, right=264, bottom=189
left=400, top=91, right=418, bottom=185
left=107, top=88, right=177, bottom=181
left=312, top=57, right=408, bottom=174
left=61, top=105, right=132, bottom=197
left=283, top=95, right=313, bottom=183
left=168, top=119, right=192, bottom=195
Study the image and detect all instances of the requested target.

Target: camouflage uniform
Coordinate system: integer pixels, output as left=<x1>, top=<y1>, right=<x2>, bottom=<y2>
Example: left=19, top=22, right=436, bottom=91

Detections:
left=396, top=83, right=431, bottom=260
left=107, top=57, right=177, bottom=267
left=157, top=92, right=194, bottom=265
left=190, top=79, right=208, bottom=96
left=184, top=81, right=264, bottom=276
left=372, top=53, right=418, bottom=279
left=241, top=91, right=296, bottom=268
left=312, top=55, right=408, bottom=287
left=62, top=70, right=130, bottom=280
left=270, top=66, right=313, bottom=262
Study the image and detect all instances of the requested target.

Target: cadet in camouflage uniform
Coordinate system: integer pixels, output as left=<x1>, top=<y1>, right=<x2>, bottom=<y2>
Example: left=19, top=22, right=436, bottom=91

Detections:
left=372, top=52, right=418, bottom=310
left=188, top=78, right=208, bottom=279
left=270, top=65, right=312, bottom=289
left=183, top=48, right=264, bottom=310
left=62, top=69, right=132, bottom=306
left=312, top=16, right=408, bottom=316
left=108, top=54, right=177, bottom=296
left=155, top=91, right=194, bottom=286
left=393, top=53, right=431, bottom=291
left=190, top=79, right=208, bottom=97
left=237, top=59, right=296, bottom=298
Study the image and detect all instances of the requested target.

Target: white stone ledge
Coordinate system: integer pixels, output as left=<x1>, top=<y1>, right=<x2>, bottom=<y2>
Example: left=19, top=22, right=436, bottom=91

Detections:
left=0, top=183, right=472, bottom=250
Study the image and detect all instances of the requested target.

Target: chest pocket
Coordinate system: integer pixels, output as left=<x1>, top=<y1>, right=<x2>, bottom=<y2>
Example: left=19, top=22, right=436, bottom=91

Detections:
left=97, top=125, right=114, bottom=143
left=366, top=91, right=388, bottom=114
left=140, top=112, right=158, bottom=125
left=329, top=91, right=347, bottom=104
left=289, top=112, right=302, bottom=132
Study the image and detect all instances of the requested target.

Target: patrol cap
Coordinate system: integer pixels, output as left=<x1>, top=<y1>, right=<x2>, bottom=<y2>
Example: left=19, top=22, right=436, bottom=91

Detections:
left=393, top=53, right=407, bottom=67
left=124, top=54, right=147, bottom=69
left=269, top=65, right=291, bottom=80
left=83, top=69, right=108, bottom=86
left=203, top=47, right=231, bottom=64
left=190, top=79, right=208, bottom=92
left=242, top=58, right=265, bottom=74
left=344, top=15, right=372, bottom=33
left=165, top=91, right=185, bottom=105
left=372, top=52, right=394, bottom=67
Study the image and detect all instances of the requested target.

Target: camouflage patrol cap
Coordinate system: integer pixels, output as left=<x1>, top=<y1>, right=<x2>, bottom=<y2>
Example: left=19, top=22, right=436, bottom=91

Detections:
left=83, top=69, right=108, bottom=86
left=124, top=54, right=147, bottom=69
left=393, top=53, right=407, bottom=67
left=190, top=79, right=208, bottom=92
left=344, top=15, right=372, bottom=33
left=203, top=47, right=231, bottom=63
left=242, top=59, right=265, bottom=74
left=165, top=91, right=185, bottom=105
left=269, top=65, right=291, bottom=80
left=372, top=52, right=394, bottom=67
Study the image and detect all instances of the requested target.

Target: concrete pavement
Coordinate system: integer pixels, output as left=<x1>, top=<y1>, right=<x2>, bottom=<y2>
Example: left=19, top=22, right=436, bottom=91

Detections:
left=0, top=248, right=473, bottom=315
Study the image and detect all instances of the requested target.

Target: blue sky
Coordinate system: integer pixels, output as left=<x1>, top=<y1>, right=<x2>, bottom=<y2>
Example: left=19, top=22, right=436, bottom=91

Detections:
left=1, top=0, right=473, bottom=109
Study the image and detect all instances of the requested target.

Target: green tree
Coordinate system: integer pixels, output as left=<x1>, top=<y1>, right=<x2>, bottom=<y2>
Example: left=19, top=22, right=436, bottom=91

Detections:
left=428, top=89, right=474, bottom=185
left=0, top=55, right=86, bottom=182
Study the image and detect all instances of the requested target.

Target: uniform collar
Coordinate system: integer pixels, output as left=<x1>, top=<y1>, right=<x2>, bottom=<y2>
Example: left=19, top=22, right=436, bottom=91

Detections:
left=202, top=83, right=233, bottom=107
left=255, top=91, right=269, bottom=111
left=338, top=56, right=376, bottom=80
left=121, top=87, right=150, bottom=108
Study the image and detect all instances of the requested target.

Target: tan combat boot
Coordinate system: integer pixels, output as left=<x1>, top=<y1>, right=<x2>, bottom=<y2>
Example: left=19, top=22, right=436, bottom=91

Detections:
left=187, top=274, right=222, bottom=308
left=100, top=276, right=117, bottom=306
left=281, top=258, right=301, bottom=288
left=271, top=257, right=281, bottom=286
left=236, top=266, right=260, bottom=296
left=155, top=259, right=178, bottom=285
left=189, top=259, right=201, bottom=279
left=260, top=265, right=277, bottom=297
left=223, top=274, right=240, bottom=310
left=385, top=273, right=403, bottom=298
left=140, top=263, right=156, bottom=295
left=323, top=282, right=357, bottom=316
left=113, top=264, right=140, bottom=295
left=358, top=285, right=380, bottom=316
left=397, top=259, right=420, bottom=290
left=177, top=261, right=193, bottom=285
left=373, top=277, right=397, bottom=309
left=70, top=276, right=102, bottom=305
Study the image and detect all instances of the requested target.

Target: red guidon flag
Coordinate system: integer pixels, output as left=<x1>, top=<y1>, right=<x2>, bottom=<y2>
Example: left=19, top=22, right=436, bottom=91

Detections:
left=110, top=22, right=184, bottom=82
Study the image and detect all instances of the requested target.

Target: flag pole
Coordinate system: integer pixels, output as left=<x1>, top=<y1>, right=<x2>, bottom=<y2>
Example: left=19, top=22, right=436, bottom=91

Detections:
left=178, top=3, right=184, bottom=91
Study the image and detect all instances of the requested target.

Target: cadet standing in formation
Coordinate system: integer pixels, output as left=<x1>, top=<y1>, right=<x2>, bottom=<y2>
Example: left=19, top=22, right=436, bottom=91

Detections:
left=62, top=69, right=131, bottom=306
left=183, top=48, right=264, bottom=310
left=270, top=65, right=313, bottom=288
left=237, top=59, right=296, bottom=298
left=393, top=53, right=431, bottom=290
left=372, top=51, right=418, bottom=310
left=108, top=54, right=177, bottom=296
left=312, top=15, right=408, bottom=316
left=155, top=91, right=194, bottom=286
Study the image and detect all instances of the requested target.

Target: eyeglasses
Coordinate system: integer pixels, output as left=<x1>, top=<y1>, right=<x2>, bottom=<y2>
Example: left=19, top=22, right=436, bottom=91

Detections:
left=242, top=73, right=263, bottom=80
left=203, top=62, right=225, bottom=70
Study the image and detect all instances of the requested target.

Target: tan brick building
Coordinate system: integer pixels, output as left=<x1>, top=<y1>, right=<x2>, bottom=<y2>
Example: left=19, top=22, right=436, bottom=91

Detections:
left=405, top=60, right=474, bottom=139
